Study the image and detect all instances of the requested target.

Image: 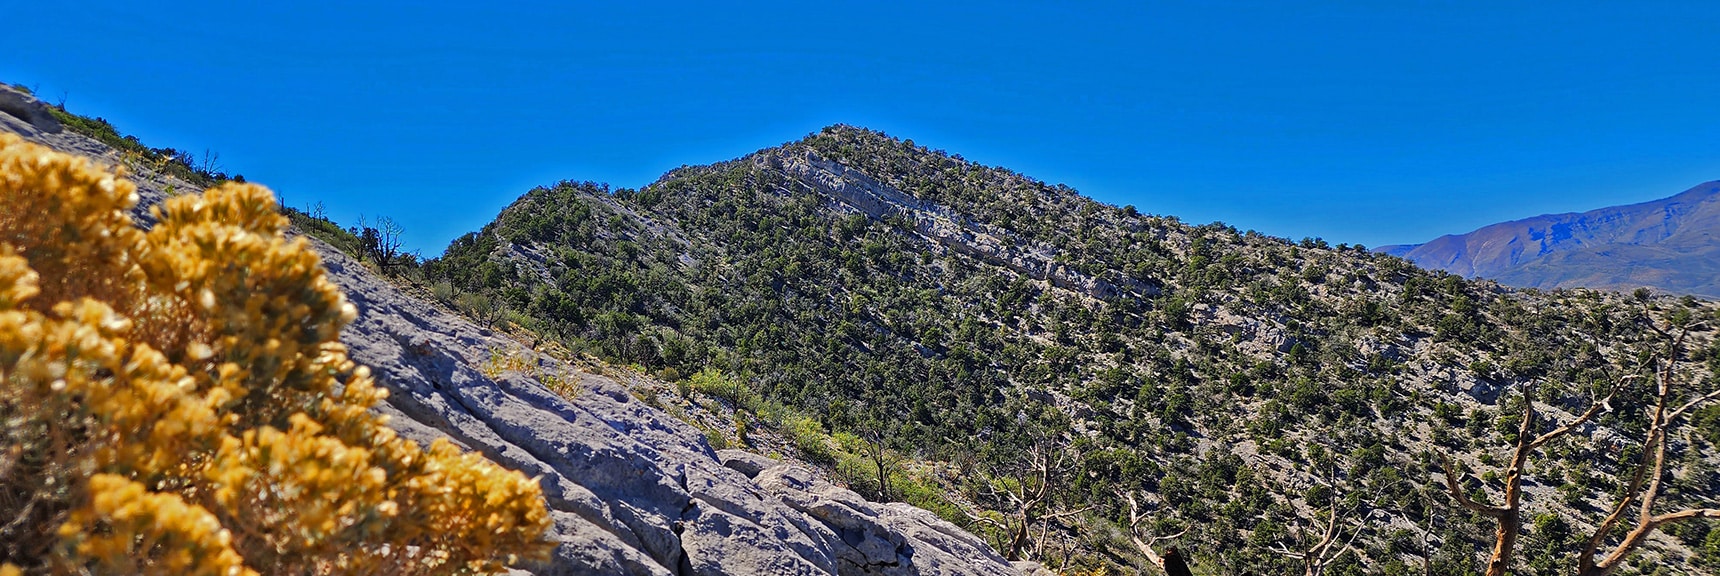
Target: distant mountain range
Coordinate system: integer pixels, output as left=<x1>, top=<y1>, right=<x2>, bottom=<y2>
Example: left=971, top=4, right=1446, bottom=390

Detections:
left=1378, top=181, right=1720, bottom=298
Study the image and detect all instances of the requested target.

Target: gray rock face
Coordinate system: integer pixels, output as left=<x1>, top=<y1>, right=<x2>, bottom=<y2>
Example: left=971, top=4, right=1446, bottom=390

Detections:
left=717, top=451, right=1017, bottom=576
left=0, top=89, right=1024, bottom=576
left=0, top=86, right=62, bottom=134
left=763, top=149, right=1159, bottom=301
left=322, top=204, right=1024, bottom=576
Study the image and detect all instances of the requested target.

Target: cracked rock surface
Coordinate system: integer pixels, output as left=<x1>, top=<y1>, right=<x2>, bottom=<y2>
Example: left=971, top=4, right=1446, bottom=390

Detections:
left=322, top=219, right=1025, bottom=576
left=719, top=451, right=1017, bottom=576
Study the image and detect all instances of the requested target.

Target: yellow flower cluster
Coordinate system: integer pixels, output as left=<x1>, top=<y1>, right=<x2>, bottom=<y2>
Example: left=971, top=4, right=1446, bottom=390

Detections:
left=0, top=133, right=552, bottom=574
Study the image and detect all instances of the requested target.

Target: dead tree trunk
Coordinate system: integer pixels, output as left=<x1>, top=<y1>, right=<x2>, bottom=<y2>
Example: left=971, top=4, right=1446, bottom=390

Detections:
left=1121, top=490, right=1191, bottom=575
left=962, top=435, right=1088, bottom=562
left=1576, top=328, right=1720, bottom=576
left=1268, top=468, right=1376, bottom=576
left=1440, top=377, right=1624, bottom=576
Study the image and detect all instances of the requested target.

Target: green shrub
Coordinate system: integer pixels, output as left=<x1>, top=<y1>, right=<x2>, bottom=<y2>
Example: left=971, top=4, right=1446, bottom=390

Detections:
left=787, top=416, right=837, bottom=464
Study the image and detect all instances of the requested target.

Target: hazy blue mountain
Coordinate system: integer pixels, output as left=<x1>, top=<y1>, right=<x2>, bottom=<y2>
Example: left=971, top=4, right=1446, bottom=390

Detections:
left=1377, top=181, right=1720, bottom=298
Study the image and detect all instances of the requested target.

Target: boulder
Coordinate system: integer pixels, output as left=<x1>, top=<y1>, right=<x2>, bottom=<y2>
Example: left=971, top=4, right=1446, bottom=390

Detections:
left=732, top=453, right=1023, bottom=576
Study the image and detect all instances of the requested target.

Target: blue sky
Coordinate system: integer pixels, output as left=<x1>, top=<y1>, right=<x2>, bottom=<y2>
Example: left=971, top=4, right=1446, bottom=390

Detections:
left=5, top=2, right=1718, bottom=255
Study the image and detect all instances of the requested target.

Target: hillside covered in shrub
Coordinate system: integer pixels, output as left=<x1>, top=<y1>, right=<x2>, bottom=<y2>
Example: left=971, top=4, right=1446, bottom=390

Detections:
left=422, top=125, right=1720, bottom=574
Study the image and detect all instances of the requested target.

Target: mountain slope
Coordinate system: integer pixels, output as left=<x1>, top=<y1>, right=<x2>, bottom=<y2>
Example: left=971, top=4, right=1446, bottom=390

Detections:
left=425, top=125, right=1720, bottom=574
left=0, top=85, right=1027, bottom=576
left=1378, top=181, right=1720, bottom=298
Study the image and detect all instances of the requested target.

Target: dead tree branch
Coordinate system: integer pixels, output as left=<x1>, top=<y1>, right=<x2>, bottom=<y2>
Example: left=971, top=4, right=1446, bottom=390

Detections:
left=1576, top=326, right=1720, bottom=576
left=1121, top=490, right=1190, bottom=574
left=1438, top=372, right=1627, bottom=576
left=964, top=432, right=1083, bottom=562
left=1266, top=466, right=1380, bottom=576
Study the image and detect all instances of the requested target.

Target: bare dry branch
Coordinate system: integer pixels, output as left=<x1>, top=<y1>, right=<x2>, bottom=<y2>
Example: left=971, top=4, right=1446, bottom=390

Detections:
left=1439, top=454, right=1503, bottom=517
left=1666, top=387, right=1720, bottom=425
left=1647, top=508, right=1720, bottom=527
left=1576, top=325, right=1720, bottom=576
left=1524, top=377, right=1630, bottom=451
left=962, top=432, right=1084, bottom=562
left=1121, top=490, right=1188, bottom=571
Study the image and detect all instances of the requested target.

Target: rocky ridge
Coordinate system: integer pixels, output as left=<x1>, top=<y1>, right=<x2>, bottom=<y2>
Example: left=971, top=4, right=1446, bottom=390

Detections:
left=15, top=86, right=1720, bottom=573
left=0, top=86, right=1025, bottom=576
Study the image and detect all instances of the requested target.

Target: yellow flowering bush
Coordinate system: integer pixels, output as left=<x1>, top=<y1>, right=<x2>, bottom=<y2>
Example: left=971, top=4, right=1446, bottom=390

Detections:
left=0, top=133, right=552, bottom=574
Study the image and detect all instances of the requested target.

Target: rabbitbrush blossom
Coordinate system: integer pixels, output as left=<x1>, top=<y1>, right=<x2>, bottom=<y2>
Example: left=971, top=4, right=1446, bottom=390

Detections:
left=0, top=133, right=552, bottom=574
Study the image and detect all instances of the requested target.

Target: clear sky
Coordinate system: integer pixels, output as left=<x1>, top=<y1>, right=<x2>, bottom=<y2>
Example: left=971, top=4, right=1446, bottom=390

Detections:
left=5, top=2, right=1718, bottom=255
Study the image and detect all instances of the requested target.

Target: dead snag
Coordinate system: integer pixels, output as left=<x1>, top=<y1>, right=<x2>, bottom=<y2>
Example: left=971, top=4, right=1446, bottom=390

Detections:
left=1576, top=327, right=1720, bottom=576
left=1269, top=468, right=1380, bottom=576
left=1439, top=374, right=1627, bottom=576
left=963, top=433, right=1089, bottom=562
left=1120, top=490, right=1191, bottom=574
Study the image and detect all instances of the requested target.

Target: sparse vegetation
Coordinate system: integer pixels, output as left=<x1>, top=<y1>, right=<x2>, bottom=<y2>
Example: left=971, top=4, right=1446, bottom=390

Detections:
left=42, top=105, right=237, bottom=187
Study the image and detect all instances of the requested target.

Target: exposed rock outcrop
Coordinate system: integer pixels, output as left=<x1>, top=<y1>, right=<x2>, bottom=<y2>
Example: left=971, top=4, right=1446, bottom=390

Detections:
left=327, top=215, right=1031, bottom=576
left=326, top=245, right=1027, bottom=576
left=764, top=149, right=1159, bottom=301
left=0, top=85, right=62, bottom=135
left=717, top=450, right=1016, bottom=576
